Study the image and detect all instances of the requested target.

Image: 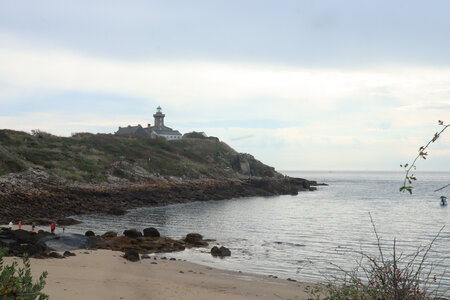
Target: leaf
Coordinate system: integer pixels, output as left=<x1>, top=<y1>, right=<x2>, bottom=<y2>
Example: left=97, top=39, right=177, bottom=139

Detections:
left=432, top=132, right=440, bottom=142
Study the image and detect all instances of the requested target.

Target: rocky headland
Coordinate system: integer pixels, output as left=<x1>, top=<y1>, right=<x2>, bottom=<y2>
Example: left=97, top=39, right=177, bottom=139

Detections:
left=0, top=129, right=321, bottom=224
left=0, top=174, right=317, bottom=223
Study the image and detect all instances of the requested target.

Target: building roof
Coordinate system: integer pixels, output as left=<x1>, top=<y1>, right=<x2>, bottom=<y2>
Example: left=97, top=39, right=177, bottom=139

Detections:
left=116, top=125, right=150, bottom=137
left=152, top=128, right=182, bottom=136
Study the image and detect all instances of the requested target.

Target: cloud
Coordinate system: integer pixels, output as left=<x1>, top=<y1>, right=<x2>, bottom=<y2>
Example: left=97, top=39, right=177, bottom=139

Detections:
left=2, top=45, right=450, bottom=112
left=1, top=39, right=450, bottom=169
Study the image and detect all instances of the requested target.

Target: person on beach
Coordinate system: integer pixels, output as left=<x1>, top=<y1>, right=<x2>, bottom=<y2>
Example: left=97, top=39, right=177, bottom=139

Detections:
left=32, top=223, right=36, bottom=232
left=51, top=223, right=55, bottom=234
left=8, top=221, right=13, bottom=229
left=18, top=220, right=22, bottom=229
left=63, top=225, right=66, bottom=233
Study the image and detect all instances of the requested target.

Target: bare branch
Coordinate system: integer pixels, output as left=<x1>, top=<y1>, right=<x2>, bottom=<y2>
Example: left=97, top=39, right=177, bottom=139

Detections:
left=401, top=121, right=450, bottom=194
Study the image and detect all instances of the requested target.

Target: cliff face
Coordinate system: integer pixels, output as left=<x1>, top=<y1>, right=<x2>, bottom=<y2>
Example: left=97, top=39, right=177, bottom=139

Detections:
left=230, top=153, right=278, bottom=177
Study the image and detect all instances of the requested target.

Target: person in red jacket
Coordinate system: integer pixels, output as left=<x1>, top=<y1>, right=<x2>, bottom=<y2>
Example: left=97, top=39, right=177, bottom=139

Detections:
left=51, top=223, right=55, bottom=234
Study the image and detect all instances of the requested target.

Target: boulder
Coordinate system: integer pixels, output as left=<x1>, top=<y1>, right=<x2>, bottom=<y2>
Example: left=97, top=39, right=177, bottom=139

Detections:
left=123, top=229, right=142, bottom=238
left=0, top=238, right=17, bottom=248
left=19, top=243, right=44, bottom=257
left=85, top=231, right=95, bottom=237
left=184, top=233, right=208, bottom=247
left=143, top=227, right=160, bottom=238
left=123, top=249, right=140, bottom=262
left=63, top=251, right=76, bottom=257
left=42, top=233, right=95, bottom=251
left=101, top=231, right=118, bottom=238
left=47, top=251, right=64, bottom=259
left=12, top=229, right=37, bottom=244
left=211, top=246, right=231, bottom=257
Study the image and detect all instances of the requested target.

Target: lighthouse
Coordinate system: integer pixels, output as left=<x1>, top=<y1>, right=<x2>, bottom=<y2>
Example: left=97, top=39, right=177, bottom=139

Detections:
left=153, top=106, right=165, bottom=130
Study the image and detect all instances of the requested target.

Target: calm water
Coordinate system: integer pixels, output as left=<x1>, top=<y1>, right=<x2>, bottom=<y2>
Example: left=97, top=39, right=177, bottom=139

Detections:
left=69, top=171, right=450, bottom=291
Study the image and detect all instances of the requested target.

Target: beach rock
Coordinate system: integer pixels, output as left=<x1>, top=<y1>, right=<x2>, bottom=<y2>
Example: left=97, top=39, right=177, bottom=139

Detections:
left=3, top=229, right=36, bottom=244
left=0, top=238, right=17, bottom=248
left=63, top=251, right=76, bottom=257
left=123, top=249, right=140, bottom=262
left=101, top=231, right=118, bottom=238
left=289, top=187, right=298, bottom=195
left=107, top=206, right=126, bottom=215
left=57, top=217, right=81, bottom=225
left=184, top=233, right=208, bottom=247
left=211, top=246, right=231, bottom=257
left=42, top=233, right=97, bottom=251
left=141, top=254, right=151, bottom=259
left=36, top=230, right=52, bottom=239
left=85, top=230, right=95, bottom=237
left=27, top=218, right=53, bottom=225
left=20, top=243, right=44, bottom=257
left=47, top=251, right=64, bottom=259
left=123, top=229, right=142, bottom=238
left=143, top=227, right=160, bottom=238
left=10, top=243, right=43, bottom=257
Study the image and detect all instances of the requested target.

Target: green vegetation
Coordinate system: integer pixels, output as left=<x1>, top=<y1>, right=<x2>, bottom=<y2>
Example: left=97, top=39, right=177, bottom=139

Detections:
left=0, top=129, right=254, bottom=182
left=0, top=248, right=48, bottom=299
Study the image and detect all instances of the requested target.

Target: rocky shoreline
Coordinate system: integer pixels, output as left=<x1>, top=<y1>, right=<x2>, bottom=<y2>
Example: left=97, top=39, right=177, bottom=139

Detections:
left=0, top=226, right=223, bottom=262
left=0, top=174, right=319, bottom=223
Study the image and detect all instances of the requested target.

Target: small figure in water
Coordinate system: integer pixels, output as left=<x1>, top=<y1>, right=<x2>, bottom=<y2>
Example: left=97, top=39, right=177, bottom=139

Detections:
left=32, top=223, right=36, bottom=232
left=18, top=220, right=22, bottom=229
left=51, top=223, right=55, bottom=234
left=8, top=221, right=13, bottom=229
left=440, top=196, right=447, bottom=206
left=63, top=225, right=66, bottom=233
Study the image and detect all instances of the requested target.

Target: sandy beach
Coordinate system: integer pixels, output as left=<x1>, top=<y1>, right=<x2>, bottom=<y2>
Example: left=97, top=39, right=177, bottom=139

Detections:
left=1, top=224, right=313, bottom=299
left=4, top=249, right=313, bottom=300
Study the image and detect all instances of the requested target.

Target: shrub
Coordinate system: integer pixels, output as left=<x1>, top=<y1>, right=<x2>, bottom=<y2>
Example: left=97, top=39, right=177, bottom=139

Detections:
left=306, top=215, right=446, bottom=300
left=0, top=248, right=48, bottom=299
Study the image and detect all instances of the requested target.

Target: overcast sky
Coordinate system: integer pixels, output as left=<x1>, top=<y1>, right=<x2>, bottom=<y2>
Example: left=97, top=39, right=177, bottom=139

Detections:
left=1, top=1, right=449, bottom=171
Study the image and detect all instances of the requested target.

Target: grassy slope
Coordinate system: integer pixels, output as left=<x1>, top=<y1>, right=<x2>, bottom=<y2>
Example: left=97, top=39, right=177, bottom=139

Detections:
left=0, top=130, right=251, bottom=182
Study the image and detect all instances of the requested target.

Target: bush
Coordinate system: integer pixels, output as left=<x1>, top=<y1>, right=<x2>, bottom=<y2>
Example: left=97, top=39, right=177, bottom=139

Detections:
left=0, top=248, right=48, bottom=299
left=306, top=215, right=446, bottom=300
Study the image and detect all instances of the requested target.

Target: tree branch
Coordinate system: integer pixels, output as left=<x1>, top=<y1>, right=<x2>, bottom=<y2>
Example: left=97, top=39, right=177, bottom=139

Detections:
left=401, top=120, right=450, bottom=194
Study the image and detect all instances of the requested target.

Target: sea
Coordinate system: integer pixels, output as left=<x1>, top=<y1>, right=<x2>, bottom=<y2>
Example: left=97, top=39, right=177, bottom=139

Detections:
left=68, top=171, right=450, bottom=294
